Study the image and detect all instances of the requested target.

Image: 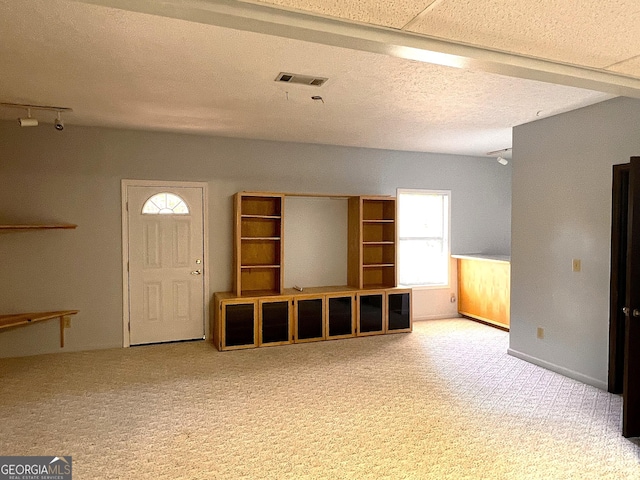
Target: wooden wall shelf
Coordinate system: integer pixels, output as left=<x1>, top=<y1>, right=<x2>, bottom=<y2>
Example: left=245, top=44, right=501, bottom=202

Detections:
left=0, top=310, right=79, bottom=347
left=0, top=224, right=77, bottom=231
left=0, top=224, right=79, bottom=348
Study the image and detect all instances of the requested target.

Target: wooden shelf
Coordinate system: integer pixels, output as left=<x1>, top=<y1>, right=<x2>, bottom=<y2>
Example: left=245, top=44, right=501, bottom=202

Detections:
left=235, top=193, right=284, bottom=296
left=241, top=215, right=281, bottom=220
left=0, top=310, right=79, bottom=348
left=241, top=237, right=281, bottom=241
left=349, top=196, right=397, bottom=289
left=241, top=265, right=281, bottom=269
left=0, top=226, right=79, bottom=347
left=0, top=224, right=77, bottom=231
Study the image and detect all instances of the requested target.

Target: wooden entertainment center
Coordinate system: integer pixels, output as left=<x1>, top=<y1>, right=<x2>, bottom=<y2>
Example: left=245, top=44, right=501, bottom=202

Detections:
left=212, top=192, right=412, bottom=351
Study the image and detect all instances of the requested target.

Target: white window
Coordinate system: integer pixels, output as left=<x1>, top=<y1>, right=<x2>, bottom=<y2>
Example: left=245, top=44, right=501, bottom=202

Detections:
left=397, top=189, right=450, bottom=287
left=142, top=192, right=189, bottom=215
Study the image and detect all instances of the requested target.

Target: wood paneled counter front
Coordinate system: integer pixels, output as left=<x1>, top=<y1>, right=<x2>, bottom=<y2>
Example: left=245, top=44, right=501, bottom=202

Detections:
left=453, top=254, right=510, bottom=330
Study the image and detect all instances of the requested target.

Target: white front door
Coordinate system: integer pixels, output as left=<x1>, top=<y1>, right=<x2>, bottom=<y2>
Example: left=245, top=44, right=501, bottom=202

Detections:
left=126, top=184, right=206, bottom=345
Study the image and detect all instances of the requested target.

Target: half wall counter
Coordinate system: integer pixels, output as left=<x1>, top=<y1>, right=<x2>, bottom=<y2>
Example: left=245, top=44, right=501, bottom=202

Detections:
left=452, top=254, right=510, bottom=330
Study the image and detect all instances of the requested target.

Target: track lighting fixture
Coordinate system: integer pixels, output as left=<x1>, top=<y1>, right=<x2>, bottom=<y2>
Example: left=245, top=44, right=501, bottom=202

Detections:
left=487, top=148, right=511, bottom=166
left=18, top=108, right=38, bottom=127
left=54, top=111, right=64, bottom=131
left=1, top=102, right=72, bottom=131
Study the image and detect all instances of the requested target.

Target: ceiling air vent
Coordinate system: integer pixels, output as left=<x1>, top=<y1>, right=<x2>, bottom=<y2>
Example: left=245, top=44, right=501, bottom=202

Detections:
left=275, top=72, right=328, bottom=87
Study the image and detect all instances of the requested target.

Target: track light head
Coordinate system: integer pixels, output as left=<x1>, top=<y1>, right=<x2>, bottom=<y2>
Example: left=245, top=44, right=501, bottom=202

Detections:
left=18, top=117, right=38, bottom=127
left=18, top=107, right=38, bottom=127
left=54, top=111, right=64, bottom=131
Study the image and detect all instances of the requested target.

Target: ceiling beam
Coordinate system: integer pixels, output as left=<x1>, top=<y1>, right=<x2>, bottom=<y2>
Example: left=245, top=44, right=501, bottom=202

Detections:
left=72, top=0, right=640, bottom=98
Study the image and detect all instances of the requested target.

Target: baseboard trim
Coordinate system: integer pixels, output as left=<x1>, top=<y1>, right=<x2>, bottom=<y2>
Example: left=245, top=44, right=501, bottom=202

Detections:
left=507, top=348, right=607, bottom=391
left=414, top=314, right=461, bottom=321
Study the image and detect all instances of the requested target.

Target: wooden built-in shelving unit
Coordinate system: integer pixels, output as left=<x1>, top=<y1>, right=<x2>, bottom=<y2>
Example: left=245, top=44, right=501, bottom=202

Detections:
left=348, top=196, right=397, bottom=289
left=235, top=193, right=284, bottom=297
left=216, top=191, right=410, bottom=352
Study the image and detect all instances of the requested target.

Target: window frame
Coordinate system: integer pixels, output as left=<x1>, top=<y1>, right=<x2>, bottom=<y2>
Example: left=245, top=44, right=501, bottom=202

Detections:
left=396, top=188, right=451, bottom=290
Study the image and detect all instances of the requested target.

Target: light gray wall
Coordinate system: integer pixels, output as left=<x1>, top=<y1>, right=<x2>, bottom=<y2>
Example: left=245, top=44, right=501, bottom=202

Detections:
left=510, top=96, right=640, bottom=389
left=284, top=197, right=348, bottom=289
left=0, top=122, right=511, bottom=357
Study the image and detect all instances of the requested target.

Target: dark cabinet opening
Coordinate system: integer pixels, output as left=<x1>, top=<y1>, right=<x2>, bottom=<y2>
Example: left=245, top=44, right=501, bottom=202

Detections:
left=359, top=294, right=384, bottom=333
left=297, top=298, right=324, bottom=340
left=328, top=296, right=353, bottom=337
left=388, top=292, right=411, bottom=331
left=261, top=301, right=290, bottom=344
left=225, top=303, right=255, bottom=347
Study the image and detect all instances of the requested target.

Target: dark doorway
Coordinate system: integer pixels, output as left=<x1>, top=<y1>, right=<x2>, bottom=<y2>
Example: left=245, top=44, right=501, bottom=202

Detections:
left=609, top=157, right=640, bottom=438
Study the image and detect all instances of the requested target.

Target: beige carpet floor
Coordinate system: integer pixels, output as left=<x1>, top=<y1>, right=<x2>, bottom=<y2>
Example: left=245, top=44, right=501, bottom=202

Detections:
left=1, top=318, right=639, bottom=479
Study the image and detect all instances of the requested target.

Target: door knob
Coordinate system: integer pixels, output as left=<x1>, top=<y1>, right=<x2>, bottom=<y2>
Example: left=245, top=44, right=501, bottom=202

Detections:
left=623, top=307, right=630, bottom=315
left=190, top=269, right=202, bottom=275
left=634, top=309, right=640, bottom=317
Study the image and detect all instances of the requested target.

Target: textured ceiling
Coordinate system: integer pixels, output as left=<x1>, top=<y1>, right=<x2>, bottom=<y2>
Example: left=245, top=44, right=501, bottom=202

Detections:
left=0, top=0, right=635, bottom=156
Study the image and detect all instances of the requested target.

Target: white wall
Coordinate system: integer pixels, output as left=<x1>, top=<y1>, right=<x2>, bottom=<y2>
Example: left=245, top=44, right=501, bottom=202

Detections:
left=0, top=122, right=511, bottom=357
left=510, top=96, right=640, bottom=389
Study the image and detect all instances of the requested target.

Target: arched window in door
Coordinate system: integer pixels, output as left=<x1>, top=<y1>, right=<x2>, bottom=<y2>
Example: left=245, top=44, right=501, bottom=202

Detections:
left=142, top=192, right=190, bottom=215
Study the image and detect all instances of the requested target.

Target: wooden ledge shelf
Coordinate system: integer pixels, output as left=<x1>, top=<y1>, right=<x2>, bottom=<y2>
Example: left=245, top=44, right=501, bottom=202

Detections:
left=0, top=310, right=79, bottom=348
left=0, top=224, right=77, bottom=231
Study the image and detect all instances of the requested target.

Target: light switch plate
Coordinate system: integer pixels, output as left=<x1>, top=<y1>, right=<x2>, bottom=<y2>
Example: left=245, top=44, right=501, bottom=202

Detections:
left=572, top=259, right=581, bottom=272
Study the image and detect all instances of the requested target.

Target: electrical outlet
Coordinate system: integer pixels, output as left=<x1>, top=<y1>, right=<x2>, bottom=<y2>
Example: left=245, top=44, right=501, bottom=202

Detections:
left=64, top=317, right=71, bottom=328
left=537, top=327, right=544, bottom=339
left=572, top=259, right=581, bottom=272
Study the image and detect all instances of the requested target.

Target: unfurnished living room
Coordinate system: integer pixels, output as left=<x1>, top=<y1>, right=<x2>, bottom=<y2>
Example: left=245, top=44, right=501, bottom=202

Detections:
left=1, top=1, right=640, bottom=479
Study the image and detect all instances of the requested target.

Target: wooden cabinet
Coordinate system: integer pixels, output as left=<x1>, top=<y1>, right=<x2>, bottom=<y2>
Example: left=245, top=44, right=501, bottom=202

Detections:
left=387, top=289, right=412, bottom=333
left=357, top=290, right=385, bottom=336
left=213, top=294, right=292, bottom=350
left=326, top=293, right=356, bottom=339
left=294, top=296, right=325, bottom=343
left=348, top=196, right=397, bottom=289
left=214, top=296, right=258, bottom=350
left=214, top=288, right=410, bottom=351
left=235, top=193, right=284, bottom=296
left=259, top=297, right=292, bottom=346
left=454, top=255, right=510, bottom=329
